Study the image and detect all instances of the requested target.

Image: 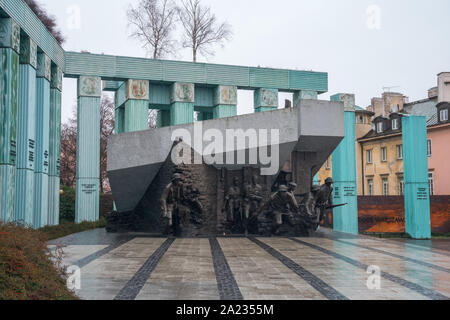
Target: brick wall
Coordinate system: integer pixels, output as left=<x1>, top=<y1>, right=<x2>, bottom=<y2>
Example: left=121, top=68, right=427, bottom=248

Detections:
left=357, top=196, right=450, bottom=234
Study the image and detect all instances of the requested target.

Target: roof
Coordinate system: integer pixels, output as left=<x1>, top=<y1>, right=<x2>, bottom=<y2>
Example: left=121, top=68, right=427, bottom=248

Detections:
left=427, top=113, right=438, bottom=126
left=402, top=98, right=437, bottom=121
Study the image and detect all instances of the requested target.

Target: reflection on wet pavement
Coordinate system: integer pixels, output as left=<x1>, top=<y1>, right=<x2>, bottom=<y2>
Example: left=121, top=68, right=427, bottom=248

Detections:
left=51, top=228, right=450, bottom=300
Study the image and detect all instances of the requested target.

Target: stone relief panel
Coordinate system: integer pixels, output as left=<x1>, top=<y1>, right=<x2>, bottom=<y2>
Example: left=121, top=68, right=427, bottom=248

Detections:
left=214, top=85, right=237, bottom=106
left=341, top=94, right=355, bottom=111
left=78, top=76, right=102, bottom=97
left=37, top=53, right=51, bottom=80
left=171, top=82, right=194, bottom=103
left=126, top=79, right=149, bottom=100
left=51, top=66, right=63, bottom=91
left=0, top=19, right=20, bottom=53
left=20, top=38, right=38, bottom=69
left=255, top=88, right=278, bottom=108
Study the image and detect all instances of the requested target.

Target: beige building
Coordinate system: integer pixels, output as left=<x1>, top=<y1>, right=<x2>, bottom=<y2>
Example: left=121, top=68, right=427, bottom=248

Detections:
left=318, top=72, right=450, bottom=196
left=317, top=106, right=374, bottom=195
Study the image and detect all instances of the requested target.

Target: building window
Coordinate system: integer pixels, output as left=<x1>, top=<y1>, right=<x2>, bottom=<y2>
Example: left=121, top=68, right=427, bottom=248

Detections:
left=381, top=147, right=387, bottom=162
left=428, top=173, right=434, bottom=196
left=396, top=145, right=403, bottom=160
left=368, top=179, right=374, bottom=196
left=440, top=109, right=448, bottom=122
left=382, top=177, right=389, bottom=196
left=427, top=140, right=432, bottom=157
left=392, top=118, right=399, bottom=130
left=398, top=178, right=404, bottom=196
left=377, top=122, right=383, bottom=133
left=366, top=150, right=373, bottom=164
left=359, top=116, right=364, bottom=124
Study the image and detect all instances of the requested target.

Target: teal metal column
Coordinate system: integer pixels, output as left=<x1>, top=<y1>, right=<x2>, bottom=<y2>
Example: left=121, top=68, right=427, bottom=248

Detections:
left=0, top=18, right=20, bottom=223
left=34, top=53, right=51, bottom=228
left=213, top=85, right=237, bottom=118
left=402, top=116, right=431, bottom=239
left=157, top=110, right=171, bottom=127
left=124, top=80, right=149, bottom=132
left=197, top=112, right=213, bottom=121
left=48, top=65, right=62, bottom=226
left=331, top=93, right=358, bottom=235
left=15, top=36, right=37, bottom=226
left=114, top=83, right=125, bottom=134
left=254, top=88, right=278, bottom=112
left=170, top=83, right=194, bottom=125
left=293, top=90, right=318, bottom=107
left=75, top=76, right=101, bottom=223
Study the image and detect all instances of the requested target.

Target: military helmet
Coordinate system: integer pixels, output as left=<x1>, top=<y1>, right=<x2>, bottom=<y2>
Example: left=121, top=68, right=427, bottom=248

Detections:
left=172, top=173, right=182, bottom=181
left=278, top=185, right=288, bottom=192
left=288, top=182, right=297, bottom=188
left=311, top=185, right=321, bottom=192
left=325, top=177, right=333, bottom=184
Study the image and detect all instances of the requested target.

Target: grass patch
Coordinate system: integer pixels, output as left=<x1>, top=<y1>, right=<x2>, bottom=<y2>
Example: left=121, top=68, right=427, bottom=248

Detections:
left=39, top=217, right=107, bottom=241
left=432, top=233, right=450, bottom=239
left=0, top=222, right=78, bottom=300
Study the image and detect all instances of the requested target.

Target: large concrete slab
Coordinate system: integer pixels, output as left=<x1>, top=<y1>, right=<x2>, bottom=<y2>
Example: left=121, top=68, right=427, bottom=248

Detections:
left=107, top=100, right=344, bottom=212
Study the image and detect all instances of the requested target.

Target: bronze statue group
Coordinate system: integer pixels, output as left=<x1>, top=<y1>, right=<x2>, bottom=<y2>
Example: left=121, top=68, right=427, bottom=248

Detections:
left=161, top=171, right=339, bottom=237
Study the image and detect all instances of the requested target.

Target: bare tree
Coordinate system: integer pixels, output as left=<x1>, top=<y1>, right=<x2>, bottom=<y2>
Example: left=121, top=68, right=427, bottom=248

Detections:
left=127, top=0, right=178, bottom=59
left=60, top=96, right=115, bottom=193
left=178, top=0, right=232, bottom=62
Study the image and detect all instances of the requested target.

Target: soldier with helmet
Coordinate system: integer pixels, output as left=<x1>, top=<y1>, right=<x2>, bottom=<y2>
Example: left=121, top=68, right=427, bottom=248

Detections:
left=257, top=185, right=299, bottom=235
left=316, top=177, right=334, bottom=225
left=161, top=173, right=185, bottom=235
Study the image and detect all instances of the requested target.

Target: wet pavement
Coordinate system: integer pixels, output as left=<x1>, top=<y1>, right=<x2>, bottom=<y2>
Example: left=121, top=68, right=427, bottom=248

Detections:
left=48, top=228, right=450, bottom=300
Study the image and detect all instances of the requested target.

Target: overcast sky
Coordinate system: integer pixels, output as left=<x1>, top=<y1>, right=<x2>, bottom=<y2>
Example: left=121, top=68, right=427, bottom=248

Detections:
left=42, top=0, right=450, bottom=123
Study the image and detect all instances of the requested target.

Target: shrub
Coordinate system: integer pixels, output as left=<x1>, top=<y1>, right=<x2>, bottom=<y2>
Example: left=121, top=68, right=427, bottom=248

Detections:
left=59, top=186, right=76, bottom=222
left=0, top=223, right=77, bottom=300
left=39, top=218, right=107, bottom=241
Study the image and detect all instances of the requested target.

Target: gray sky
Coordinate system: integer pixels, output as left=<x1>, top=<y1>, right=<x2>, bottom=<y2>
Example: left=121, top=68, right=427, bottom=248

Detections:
left=42, top=0, right=450, bottom=123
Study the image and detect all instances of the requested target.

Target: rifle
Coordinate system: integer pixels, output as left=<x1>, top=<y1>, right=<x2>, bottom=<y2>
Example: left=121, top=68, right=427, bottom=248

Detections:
left=323, top=203, right=347, bottom=210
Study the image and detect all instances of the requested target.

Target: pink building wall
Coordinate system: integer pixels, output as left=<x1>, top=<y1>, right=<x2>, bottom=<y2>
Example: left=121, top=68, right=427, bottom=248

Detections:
left=428, top=123, right=450, bottom=195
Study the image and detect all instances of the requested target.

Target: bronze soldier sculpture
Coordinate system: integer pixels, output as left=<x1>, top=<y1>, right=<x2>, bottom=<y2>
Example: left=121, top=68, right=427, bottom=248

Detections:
left=161, top=173, right=185, bottom=235
left=316, top=177, right=334, bottom=226
left=257, top=185, right=299, bottom=235
left=243, top=175, right=264, bottom=235
left=223, top=177, right=242, bottom=224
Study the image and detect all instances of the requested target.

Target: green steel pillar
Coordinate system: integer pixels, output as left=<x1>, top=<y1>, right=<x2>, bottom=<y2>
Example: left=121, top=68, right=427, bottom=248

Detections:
left=15, top=36, right=37, bottom=226
left=293, top=90, right=318, bottom=107
left=0, top=18, right=20, bottom=223
left=213, top=85, right=237, bottom=119
left=48, top=65, right=62, bottom=226
left=170, top=83, right=194, bottom=125
left=75, top=76, right=101, bottom=223
left=197, top=112, right=213, bottom=121
left=331, top=94, right=358, bottom=235
left=157, top=110, right=171, bottom=127
left=124, top=80, right=150, bottom=132
left=114, top=82, right=125, bottom=134
left=34, top=53, right=51, bottom=228
left=254, top=88, right=278, bottom=112
left=402, top=116, right=431, bottom=239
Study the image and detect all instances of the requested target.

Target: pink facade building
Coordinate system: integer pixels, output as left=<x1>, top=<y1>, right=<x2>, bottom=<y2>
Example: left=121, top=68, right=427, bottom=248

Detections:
left=427, top=102, right=450, bottom=195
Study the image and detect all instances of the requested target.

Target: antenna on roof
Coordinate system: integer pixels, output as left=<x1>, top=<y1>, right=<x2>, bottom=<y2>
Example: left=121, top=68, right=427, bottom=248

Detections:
left=382, top=86, right=400, bottom=93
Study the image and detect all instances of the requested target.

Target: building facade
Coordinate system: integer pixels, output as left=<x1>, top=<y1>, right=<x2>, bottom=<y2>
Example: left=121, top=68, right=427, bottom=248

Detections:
left=319, top=72, right=450, bottom=196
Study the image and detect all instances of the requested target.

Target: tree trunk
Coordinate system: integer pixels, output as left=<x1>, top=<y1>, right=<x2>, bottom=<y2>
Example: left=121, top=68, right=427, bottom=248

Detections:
left=193, top=48, right=196, bottom=63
